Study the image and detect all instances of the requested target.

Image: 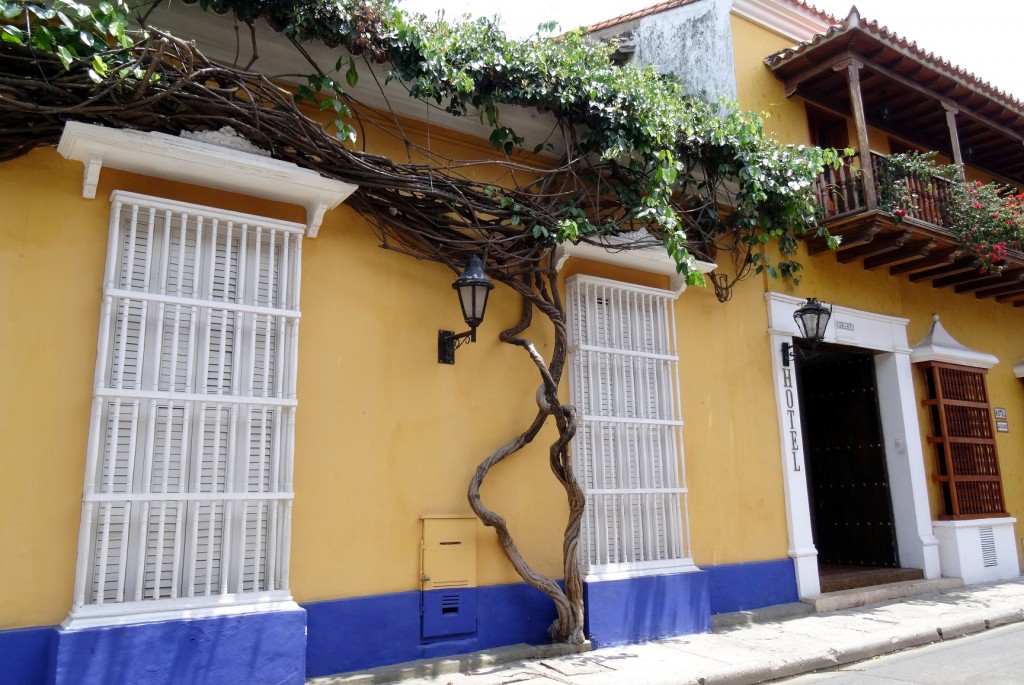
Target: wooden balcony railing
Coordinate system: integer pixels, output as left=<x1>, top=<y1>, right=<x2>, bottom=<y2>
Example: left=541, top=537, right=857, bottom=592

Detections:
left=813, top=152, right=956, bottom=229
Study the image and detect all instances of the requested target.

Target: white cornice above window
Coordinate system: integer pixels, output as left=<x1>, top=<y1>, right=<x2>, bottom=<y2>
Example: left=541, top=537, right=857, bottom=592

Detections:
left=731, top=0, right=832, bottom=42
left=553, top=236, right=716, bottom=296
left=1013, top=360, right=1024, bottom=378
left=57, top=121, right=357, bottom=237
left=910, top=314, right=998, bottom=369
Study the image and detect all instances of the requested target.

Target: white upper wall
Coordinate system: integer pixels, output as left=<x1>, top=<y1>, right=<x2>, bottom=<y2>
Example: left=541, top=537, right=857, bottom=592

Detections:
left=591, top=0, right=738, bottom=101
left=587, top=0, right=833, bottom=102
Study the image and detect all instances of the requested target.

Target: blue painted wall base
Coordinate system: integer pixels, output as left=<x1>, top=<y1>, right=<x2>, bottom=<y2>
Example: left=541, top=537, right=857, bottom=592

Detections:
left=583, top=570, right=710, bottom=647
left=304, top=582, right=556, bottom=677
left=0, top=625, right=54, bottom=685
left=2, top=559, right=800, bottom=682
left=47, top=610, right=306, bottom=685
left=705, top=558, right=798, bottom=614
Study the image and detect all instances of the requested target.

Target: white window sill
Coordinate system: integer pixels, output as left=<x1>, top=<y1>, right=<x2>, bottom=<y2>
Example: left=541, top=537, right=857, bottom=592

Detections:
left=61, top=591, right=298, bottom=631
left=584, top=558, right=700, bottom=583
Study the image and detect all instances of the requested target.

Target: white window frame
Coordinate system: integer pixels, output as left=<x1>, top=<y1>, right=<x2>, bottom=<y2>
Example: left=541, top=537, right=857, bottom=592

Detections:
left=566, top=275, right=695, bottom=581
left=65, top=191, right=304, bottom=629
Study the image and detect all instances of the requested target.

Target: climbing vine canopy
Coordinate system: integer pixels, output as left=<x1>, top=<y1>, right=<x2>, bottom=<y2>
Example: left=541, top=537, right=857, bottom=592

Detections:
left=0, top=0, right=842, bottom=286
left=1, top=0, right=844, bottom=645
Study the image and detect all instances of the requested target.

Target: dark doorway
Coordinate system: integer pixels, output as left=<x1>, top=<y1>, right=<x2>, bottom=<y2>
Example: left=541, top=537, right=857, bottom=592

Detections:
left=797, top=346, right=899, bottom=569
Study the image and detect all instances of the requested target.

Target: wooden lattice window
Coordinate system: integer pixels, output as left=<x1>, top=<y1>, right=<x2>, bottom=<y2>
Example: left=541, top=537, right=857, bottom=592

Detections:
left=919, top=361, right=1007, bottom=519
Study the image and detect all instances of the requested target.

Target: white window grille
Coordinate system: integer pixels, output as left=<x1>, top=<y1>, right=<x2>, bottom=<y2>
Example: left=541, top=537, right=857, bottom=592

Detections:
left=567, top=275, right=693, bottom=579
left=67, top=191, right=303, bottom=627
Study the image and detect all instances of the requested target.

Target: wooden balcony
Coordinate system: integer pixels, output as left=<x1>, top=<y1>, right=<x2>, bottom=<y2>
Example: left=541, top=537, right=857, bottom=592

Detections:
left=809, top=152, right=1024, bottom=307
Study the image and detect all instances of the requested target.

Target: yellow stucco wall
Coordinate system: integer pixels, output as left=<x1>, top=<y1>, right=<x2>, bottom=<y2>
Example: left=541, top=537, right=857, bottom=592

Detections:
left=5, top=9, right=1021, bottom=634
left=0, top=149, right=106, bottom=629
left=733, top=9, right=1023, bottom=570
left=770, top=244, right=1024, bottom=567
left=0, top=124, right=567, bottom=627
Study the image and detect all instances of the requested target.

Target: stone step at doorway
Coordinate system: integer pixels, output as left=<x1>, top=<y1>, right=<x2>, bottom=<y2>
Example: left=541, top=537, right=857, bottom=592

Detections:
left=804, top=576, right=965, bottom=613
left=818, top=564, right=925, bottom=593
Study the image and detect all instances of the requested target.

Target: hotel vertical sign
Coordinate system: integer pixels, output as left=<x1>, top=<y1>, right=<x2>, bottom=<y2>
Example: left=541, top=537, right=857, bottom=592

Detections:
left=782, top=365, right=801, bottom=471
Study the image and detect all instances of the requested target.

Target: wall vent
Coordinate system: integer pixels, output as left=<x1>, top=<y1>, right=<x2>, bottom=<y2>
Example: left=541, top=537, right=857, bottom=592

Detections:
left=980, top=526, right=998, bottom=567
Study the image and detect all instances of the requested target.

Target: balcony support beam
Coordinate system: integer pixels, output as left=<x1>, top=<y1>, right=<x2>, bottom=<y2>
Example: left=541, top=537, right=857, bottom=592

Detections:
left=943, top=104, right=965, bottom=176
left=837, top=58, right=877, bottom=209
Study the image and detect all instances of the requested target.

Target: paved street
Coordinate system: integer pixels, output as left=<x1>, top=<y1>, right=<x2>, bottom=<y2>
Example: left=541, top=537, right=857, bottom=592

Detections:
left=780, top=621, right=1024, bottom=684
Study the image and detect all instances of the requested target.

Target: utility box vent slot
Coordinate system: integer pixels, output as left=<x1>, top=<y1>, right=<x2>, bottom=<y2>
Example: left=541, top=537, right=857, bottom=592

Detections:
left=420, top=516, right=478, bottom=640
left=980, top=526, right=998, bottom=567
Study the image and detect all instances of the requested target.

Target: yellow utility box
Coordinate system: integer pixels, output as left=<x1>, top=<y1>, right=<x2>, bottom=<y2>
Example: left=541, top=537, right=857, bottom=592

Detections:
left=419, top=515, right=478, bottom=590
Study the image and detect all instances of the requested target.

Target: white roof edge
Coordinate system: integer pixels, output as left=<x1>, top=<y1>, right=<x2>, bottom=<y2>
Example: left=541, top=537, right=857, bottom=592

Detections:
left=1013, top=360, right=1024, bottom=379
left=910, top=314, right=999, bottom=369
left=57, top=121, right=357, bottom=237
left=731, top=0, right=832, bottom=43
left=554, top=241, right=716, bottom=295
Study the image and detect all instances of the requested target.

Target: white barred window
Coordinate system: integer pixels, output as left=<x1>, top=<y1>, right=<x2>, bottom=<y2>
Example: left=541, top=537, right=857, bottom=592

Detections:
left=567, top=275, right=693, bottom=579
left=68, top=191, right=302, bottom=627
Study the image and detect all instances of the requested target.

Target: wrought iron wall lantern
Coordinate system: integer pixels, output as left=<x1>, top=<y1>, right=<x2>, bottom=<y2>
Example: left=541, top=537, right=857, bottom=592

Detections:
left=438, top=256, right=494, bottom=364
left=781, top=297, right=833, bottom=367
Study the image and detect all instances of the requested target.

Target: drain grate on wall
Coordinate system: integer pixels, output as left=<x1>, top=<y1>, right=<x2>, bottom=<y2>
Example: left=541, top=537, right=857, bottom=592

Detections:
left=980, top=526, right=998, bottom=568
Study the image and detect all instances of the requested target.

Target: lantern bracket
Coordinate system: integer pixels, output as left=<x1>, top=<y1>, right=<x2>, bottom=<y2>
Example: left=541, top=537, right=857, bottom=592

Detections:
left=438, top=329, right=477, bottom=365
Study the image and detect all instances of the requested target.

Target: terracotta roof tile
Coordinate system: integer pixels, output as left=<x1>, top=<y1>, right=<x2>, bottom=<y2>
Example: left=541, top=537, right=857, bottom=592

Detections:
left=584, top=0, right=699, bottom=33
left=765, top=7, right=1024, bottom=113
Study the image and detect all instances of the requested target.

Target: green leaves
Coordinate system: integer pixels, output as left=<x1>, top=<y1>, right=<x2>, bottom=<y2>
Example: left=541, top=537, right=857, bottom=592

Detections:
left=9, top=0, right=838, bottom=289
left=2, top=0, right=139, bottom=78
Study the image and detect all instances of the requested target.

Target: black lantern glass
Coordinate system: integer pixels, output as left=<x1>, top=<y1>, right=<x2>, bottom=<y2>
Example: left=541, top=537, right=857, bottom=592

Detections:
left=793, top=298, right=832, bottom=343
left=438, top=256, right=494, bottom=364
left=453, top=256, right=494, bottom=330
left=782, top=297, right=832, bottom=366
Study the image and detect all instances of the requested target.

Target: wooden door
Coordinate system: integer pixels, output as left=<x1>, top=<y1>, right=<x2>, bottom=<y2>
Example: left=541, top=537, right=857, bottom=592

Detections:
left=800, top=351, right=899, bottom=567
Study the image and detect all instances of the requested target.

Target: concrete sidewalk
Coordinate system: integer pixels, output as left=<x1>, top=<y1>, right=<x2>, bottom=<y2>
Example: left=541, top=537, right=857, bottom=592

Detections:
left=313, top=578, right=1024, bottom=685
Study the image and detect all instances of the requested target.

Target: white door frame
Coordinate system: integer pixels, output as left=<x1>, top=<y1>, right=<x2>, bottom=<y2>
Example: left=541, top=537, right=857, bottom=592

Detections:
left=766, top=293, right=941, bottom=597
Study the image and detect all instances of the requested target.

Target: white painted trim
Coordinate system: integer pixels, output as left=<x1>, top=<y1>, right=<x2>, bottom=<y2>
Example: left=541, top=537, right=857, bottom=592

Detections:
left=765, top=292, right=941, bottom=597
left=585, top=559, right=701, bottom=582
left=62, top=595, right=299, bottom=631
left=910, top=314, right=999, bottom=369
left=1014, top=360, right=1024, bottom=378
left=932, top=518, right=1020, bottom=584
left=554, top=242, right=716, bottom=295
left=566, top=273, right=681, bottom=300
left=731, top=0, right=832, bottom=43
left=58, top=122, right=357, bottom=237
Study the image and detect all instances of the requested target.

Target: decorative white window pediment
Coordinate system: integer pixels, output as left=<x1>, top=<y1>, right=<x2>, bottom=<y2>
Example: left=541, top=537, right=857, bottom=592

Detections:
left=554, top=232, right=716, bottom=295
left=58, top=121, right=356, bottom=237
left=910, top=314, right=999, bottom=369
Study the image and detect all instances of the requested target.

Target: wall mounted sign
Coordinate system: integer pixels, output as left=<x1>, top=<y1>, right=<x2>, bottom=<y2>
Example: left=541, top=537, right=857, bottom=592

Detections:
left=996, top=421, right=1010, bottom=433
left=994, top=407, right=1007, bottom=420
left=781, top=366, right=801, bottom=472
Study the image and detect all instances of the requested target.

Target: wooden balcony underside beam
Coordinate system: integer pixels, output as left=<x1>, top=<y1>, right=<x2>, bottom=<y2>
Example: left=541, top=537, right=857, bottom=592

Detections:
left=997, top=289, right=1024, bottom=303
left=808, top=220, right=884, bottom=255
left=975, top=276, right=1024, bottom=299
left=889, top=247, right=959, bottom=275
left=909, top=256, right=977, bottom=282
left=933, top=269, right=993, bottom=289
left=836, top=229, right=915, bottom=263
left=864, top=238, right=937, bottom=270
left=953, top=272, right=1022, bottom=293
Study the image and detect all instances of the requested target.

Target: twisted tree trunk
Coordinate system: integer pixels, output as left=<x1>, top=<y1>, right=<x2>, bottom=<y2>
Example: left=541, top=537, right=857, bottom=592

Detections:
left=467, top=269, right=586, bottom=644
